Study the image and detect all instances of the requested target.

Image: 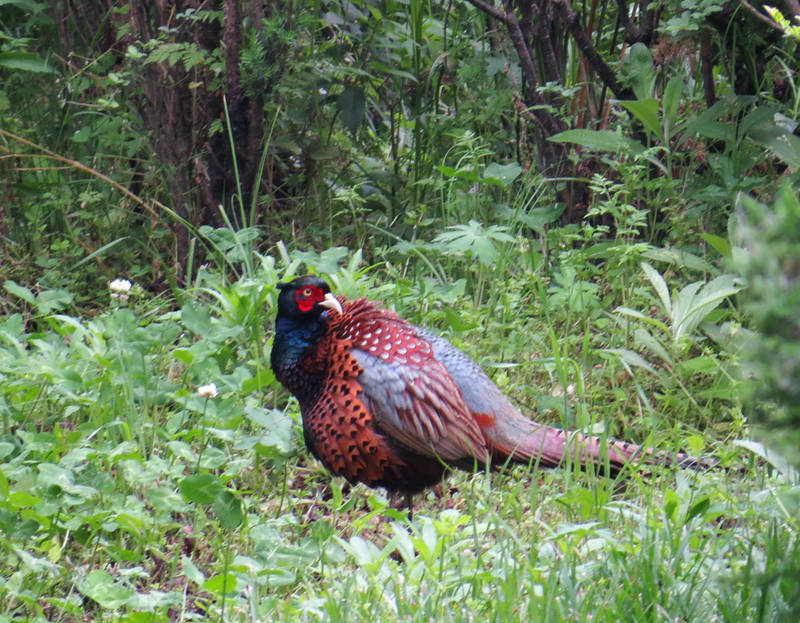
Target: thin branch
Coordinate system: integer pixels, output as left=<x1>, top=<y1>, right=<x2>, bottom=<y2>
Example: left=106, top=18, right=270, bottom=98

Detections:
left=0, top=128, right=162, bottom=220
left=553, top=0, right=634, bottom=100
left=739, top=0, right=789, bottom=33
left=463, top=0, right=509, bottom=24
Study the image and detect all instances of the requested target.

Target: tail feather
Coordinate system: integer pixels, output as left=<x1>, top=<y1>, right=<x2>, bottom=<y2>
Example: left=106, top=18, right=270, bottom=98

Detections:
left=419, top=326, right=713, bottom=475
left=480, top=411, right=713, bottom=476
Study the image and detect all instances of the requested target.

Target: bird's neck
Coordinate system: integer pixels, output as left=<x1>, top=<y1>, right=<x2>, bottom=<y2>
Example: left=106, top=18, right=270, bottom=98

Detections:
left=271, top=314, right=329, bottom=404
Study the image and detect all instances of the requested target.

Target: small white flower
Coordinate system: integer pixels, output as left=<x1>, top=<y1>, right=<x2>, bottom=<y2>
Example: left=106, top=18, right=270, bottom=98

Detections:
left=109, top=278, right=132, bottom=293
left=318, top=87, right=328, bottom=96
left=197, top=383, right=218, bottom=399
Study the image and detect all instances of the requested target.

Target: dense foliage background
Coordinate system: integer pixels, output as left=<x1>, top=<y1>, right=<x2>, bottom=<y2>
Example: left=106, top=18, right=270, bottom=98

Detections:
left=1, top=0, right=799, bottom=621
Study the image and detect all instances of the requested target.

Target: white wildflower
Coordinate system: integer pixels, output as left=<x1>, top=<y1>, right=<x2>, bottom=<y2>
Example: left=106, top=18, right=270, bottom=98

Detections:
left=109, top=278, right=132, bottom=293
left=197, top=383, right=218, bottom=399
left=109, top=278, right=132, bottom=301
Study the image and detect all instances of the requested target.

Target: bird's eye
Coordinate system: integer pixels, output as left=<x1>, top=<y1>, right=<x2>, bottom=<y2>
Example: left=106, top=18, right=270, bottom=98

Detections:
left=301, top=287, right=313, bottom=297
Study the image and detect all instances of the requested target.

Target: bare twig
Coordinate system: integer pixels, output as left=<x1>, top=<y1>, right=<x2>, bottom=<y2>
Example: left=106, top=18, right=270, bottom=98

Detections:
left=0, top=128, right=163, bottom=220
left=463, top=0, right=509, bottom=24
left=739, top=0, right=789, bottom=32
left=553, top=0, right=635, bottom=100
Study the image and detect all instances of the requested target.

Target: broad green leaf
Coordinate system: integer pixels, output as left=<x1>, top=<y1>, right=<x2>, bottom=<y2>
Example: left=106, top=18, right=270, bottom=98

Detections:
left=182, top=555, right=206, bottom=584
left=443, top=307, right=476, bottom=332
left=672, top=274, right=743, bottom=341
left=513, top=204, right=565, bottom=234
left=615, top=306, right=669, bottom=333
left=181, top=301, right=213, bottom=335
left=172, top=348, right=194, bottom=364
left=664, top=489, right=680, bottom=523
left=4, top=280, right=35, bottom=305
left=670, top=280, right=704, bottom=337
left=621, top=99, right=661, bottom=139
left=686, top=435, right=706, bottom=455
left=699, top=233, right=731, bottom=258
left=146, top=486, right=187, bottom=513
left=168, top=441, right=197, bottom=463
left=213, top=490, right=243, bottom=530
left=662, top=76, right=683, bottom=128
left=0, top=51, right=57, bottom=73
left=115, top=513, right=144, bottom=537
left=245, top=406, right=294, bottom=455
left=203, top=572, right=238, bottom=595
left=432, top=221, right=513, bottom=266
left=740, top=105, right=776, bottom=137
left=641, top=262, right=672, bottom=314
left=686, top=496, right=710, bottom=522
left=35, top=289, right=72, bottom=314
left=340, top=535, right=382, bottom=566
left=549, top=129, right=644, bottom=154
left=241, top=368, right=275, bottom=393
left=37, top=463, right=73, bottom=490
left=436, top=165, right=479, bottom=182
left=632, top=327, right=673, bottom=366
left=0, top=442, right=16, bottom=461
left=483, top=162, right=523, bottom=188
left=676, top=355, right=720, bottom=374
left=625, top=42, right=655, bottom=100
left=77, top=569, right=134, bottom=609
left=436, top=165, right=459, bottom=178
left=0, top=468, right=8, bottom=500
left=683, top=97, right=740, bottom=143
left=642, top=247, right=715, bottom=273
left=605, top=348, right=658, bottom=375
left=748, top=121, right=800, bottom=171
left=179, top=473, right=223, bottom=504
left=7, top=491, right=43, bottom=509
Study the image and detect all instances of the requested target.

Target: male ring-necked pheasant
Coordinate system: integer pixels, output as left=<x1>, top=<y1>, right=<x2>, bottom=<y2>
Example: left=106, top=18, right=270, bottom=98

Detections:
left=271, top=276, right=702, bottom=498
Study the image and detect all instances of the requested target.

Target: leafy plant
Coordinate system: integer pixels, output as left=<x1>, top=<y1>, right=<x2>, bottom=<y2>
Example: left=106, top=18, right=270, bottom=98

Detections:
left=732, top=186, right=800, bottom=467
left=608, top=261, right=743, bottom=424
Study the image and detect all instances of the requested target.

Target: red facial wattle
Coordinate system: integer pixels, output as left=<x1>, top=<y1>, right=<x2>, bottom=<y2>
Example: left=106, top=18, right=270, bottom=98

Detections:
left=295, top=285, right=325, bottom=313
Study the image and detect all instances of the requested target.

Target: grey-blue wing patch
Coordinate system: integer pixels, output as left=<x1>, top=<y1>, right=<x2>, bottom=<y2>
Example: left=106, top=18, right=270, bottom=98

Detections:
left=351, top=347, right=488, bottom=461
left=413, top=327, right=523, bottom=423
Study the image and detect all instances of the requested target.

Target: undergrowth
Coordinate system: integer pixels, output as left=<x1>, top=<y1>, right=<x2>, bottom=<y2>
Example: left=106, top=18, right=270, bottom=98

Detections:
left=0, top=241, right=797, bottom=622
left=2, top=4, right=800, bottom=620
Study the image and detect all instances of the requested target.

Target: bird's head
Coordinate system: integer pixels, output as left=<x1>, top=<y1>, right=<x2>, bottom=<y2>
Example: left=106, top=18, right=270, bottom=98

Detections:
left=276, top=276, right=343, bottom=321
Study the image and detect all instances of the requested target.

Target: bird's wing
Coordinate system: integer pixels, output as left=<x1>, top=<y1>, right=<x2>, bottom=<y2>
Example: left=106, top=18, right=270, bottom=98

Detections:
left=330, top=298, right=489, bottom=463
left=414, top=327, right=527, bottom=424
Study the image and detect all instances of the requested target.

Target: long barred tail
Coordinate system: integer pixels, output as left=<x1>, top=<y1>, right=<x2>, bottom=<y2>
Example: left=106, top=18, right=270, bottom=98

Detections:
left=552, top=429, right=717, bottom=475
left=482, top=415, right=715, bottom=476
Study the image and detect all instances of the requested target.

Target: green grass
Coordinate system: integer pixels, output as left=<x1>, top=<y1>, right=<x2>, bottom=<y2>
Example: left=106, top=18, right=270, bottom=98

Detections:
left=0, top=257, right=798, bottom=623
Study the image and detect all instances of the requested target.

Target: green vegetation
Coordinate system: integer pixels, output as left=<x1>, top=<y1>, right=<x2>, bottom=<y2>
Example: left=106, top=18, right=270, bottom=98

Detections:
left=1, top=0, right=799, bottom=621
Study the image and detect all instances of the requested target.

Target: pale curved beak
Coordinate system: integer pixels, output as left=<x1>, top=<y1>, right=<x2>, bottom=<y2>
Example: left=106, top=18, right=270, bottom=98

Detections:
left=319, top=292, right=343, bottom=315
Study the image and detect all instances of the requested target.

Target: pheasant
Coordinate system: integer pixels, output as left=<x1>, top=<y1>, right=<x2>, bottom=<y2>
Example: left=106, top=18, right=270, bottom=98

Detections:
left=271, top=276, right=703, bottom=499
